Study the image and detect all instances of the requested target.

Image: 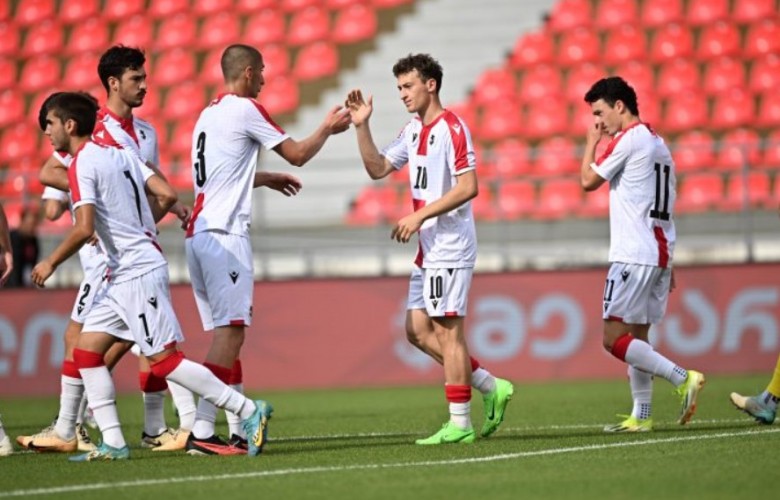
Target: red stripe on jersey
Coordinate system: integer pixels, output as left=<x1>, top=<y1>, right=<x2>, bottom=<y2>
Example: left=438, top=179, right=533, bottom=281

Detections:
left=99, top=106, right=139, bottom=145
left=595, top=121, right=645, bottom=166
left=67, top=155, right=82, bottom=203
left=248, top=98, right=286, bottom=134
left=653, top=226, right=669, bottom=268
left=415, top=113, right=446, bottom=156
left=185, top=193, right=205, bottom=238
left=443, top=111, right=470, bottom=171
left=412, top=198, right=426, bottom=266
left=92, top=121, right=125, bottom=149
left=145, top=231, right=163, bottom=254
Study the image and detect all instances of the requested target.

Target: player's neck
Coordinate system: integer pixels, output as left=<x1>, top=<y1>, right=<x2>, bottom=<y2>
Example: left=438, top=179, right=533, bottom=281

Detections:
left=418, top=100, right=444, bottom=126
left=621, top=115, right=641, bottom=129
left=106, top=96, right=134, bottom=120
left=67, top=136, right=90, bottom=156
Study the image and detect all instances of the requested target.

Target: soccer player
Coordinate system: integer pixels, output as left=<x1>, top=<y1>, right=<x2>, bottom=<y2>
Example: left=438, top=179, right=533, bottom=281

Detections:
left=345, top=53, right=514, bottom=445
left=730, top=352, right=780, bottom=424
left=580, top=77, right=705, bottom=432
left=31, top=92, right=270, bottom=461
left=183, top=43, right=350, bottom=454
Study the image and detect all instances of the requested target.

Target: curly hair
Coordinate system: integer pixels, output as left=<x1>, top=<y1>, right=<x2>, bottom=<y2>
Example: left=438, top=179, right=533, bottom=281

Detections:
left=392, top=53, right=443, bottom=94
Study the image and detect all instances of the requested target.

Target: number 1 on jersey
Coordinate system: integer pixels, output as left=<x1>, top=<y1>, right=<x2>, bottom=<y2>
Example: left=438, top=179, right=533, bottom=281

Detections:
left=650, top=162, right=671, bottom=221
left=194, top=131, right=207, bottom=187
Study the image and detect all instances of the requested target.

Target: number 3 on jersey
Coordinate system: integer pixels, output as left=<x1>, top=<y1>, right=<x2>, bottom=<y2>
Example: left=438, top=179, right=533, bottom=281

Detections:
left=194, top=131, right=207, bottom=187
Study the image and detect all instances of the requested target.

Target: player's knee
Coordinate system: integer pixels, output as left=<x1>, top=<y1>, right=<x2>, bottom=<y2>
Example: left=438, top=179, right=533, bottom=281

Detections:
left=602, top=336, right=614, bottom=352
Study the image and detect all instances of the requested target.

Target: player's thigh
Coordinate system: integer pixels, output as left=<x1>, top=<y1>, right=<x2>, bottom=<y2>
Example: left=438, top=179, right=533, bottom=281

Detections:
left=602, top=263, right=656, bottom=325
left=81, top=290, right=134, bottom=349
left=186, top=236, right=216, bottom=331
left=647, top=267, right=672, bottom=324
left=69, top=266, right=105, bottom=324
left=422, top=268, right=472, bottom=318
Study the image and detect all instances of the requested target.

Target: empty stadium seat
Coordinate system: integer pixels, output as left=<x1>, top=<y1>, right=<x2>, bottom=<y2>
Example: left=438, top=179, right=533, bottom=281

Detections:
left=280, top=0, right=321, bottom=11
left=64, top=52, right=101, bottom=89
left=135, top=90, right=160, bottom=120
left=236, top=0, right=280, bottom=13
left=569, top=103, right=595, bottom=137
left=169, top=117, right=198, bottom=157
left=153, top=49, right=196, bottom=87
left=198, top=12, right=240, bottom=50
left=557, top=27, right=599, bottom=66
left=720, top=171, right=772, bottom=211
left=697, top=21, right=741, bottom=59
left=287, top=6, right=330, bottom=46
left=750, top=54, right=780, bottom=93
left=294, top=41, right=339, bottom=81
left=113, top=15, right=153, bottom=48
left=475, top=99, right=523, bottom=142
left=332, top=3, right=378, bottom=44
left=22, top=19, right=63, bottom=57
left=641, top=0, right=683, bottom=27
left=15, top=0, right=55, bottom=26
left=657, top=58, right=700, bottom=97
left=518, top=64, right=563, bottom=102
left=673, top=131, right=716, bottom=173
left=744, top=19, right=780, bottom=59
left=732, top=0, right=776, bottom=24
left=534, top=178, right=582, bottom=219
left=636, top=90, right=661, bottom=126
left=472, top=67, right=517, bottom=106
left=758, top=130, right=780, bottom=169
left=261, top=43, right=292, bottom=80
left=497, top=180, right=536, bottom=219
left=244, top=9, right=287, bottom=46
left=662, top=91, right=707, bottom=133
left=491, top=139, right=534, bottom=178
left=675, top=173, right=724, bottom=213
left=59, top=0, right=98, bottom=24
left=578, top=183, right=610, bottom=218
left=594, top=0, right=639, bottom=30
left=328, top=0, right=367, bottom=7
left=547, top=0, right=591, bottom=33
left=193, top=0, right=234, bottom=15
left=703, top=56, right=746, bottom=95
left=0, top=90, right=24, bottom=128
left=710, top=88, right=755, bottom=130
left=258, top=74, right=300, bottom=115
left=200, top=48, right=226, bottom=85
left=715, top=128, right=762, bottom=170
left=0, top=124, right=38, bottom=163
left=371, top=0, right=414, bottom=7
left=602, top=25, right=646, bottom=66
left=756, top=91, right=780, bottom=127
left=534, top=136, right=578, bottom=177
left=162, top=82, right=206, bottom=120
left=650, top=23, right=694, bottom=62
left=0, top=21, right=19, bottom=57
left=446, top=102, right=477, bottom=132
left=346, top=185, right=398, bottom=225
left=0, top=57, right=15, bottom=91
left=148, top=0, right=189, bottom=18
left=508, top=30, right=555, bottom=69
left=471, top=187, right=498, bottom=221
left=102, top=0, right=144, bottom=21
left=19, top=56, right=60, bottom=93
left=565, top=63, right=606, bottom=103
left=0, top=1, right=8, bottom=21
left=612, top=61, right=654, bottom=97
left=155, top=13, right=197, bottom=50
left=67, top=16, right=109, bottom=55
left=525, top=99, right=570, bottom=140
left=687, top=0, right=729, bottom=26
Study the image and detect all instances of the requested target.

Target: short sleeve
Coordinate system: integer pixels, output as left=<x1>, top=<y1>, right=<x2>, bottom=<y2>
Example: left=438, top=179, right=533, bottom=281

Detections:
left=447, top=117, right=476, bottom=176
left=244, top=99, right=289, bottom=150
left=41, top=186, right=69, bottom=202
left=381, top=124, right=410, bottom=170
left=68, top=152, right=97, bottom=210
left=592, top=133, right=632, bottom=181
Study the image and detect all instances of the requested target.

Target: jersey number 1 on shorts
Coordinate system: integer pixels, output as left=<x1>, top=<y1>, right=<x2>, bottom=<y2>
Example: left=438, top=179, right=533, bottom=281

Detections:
left=194, top=131, right=207, bottom=188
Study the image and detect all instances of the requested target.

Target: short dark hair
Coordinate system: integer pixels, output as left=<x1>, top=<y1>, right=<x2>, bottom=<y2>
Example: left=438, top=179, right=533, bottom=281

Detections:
left=221, top=44, right=262, bottom=81
left=584, top=76, right=639, bottom=116
left=38, top=91, right=65, bottom=131
left=97, top=45, right=146, bottom=91
left=46, top=92, right=100, bottom=136
left=392, top=53, right=443, bottom=94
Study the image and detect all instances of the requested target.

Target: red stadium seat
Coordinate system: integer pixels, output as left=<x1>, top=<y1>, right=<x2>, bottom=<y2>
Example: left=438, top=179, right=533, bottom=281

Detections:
left=59, top=0, right=98, bottom=24
left=758, top=130, right=780, bottom=169
left=135, top=90, right=160, bottom=121
left=169, top=117, right=197, bottom=157
left=162, top=82, right=206, bottom=120
left=750, top=54, right=780, bottom=94
left=675, top=173, right=724, bottom=213
left=492, top=139, right=533, bottom=178
left=0, top=0, right=8, bottom=21
left=715, top=128, right=761, bottom=170
left=612, top=61, right=654, bottom=98
left=578, top=183, right=610, bottom=218
left=547, top=0, right=591, bottom=33
left=534, top=136, right=578, bottom=177
left=0, top=90, right=24, bottom=128
left=327, top=0, right=366, bottom=7
left=497, top=180, right=536, bottom=219
left=569, top=103, right=595, bottom=137
left=261, top=43, right=292, bottom=79
left=641, top=0, right=683, bottom=27
left=476, top=99, right=523, bottom=142
left=733, top=0, right=776, bottom=24
left=0, top=124, right=38, bottom=163
left=594, top=0, right=639, bottom=30
left=287, top=6, right=330, bottom=46
left=650, top=23, right=694, bottom=62
left=293, top=41, right=339, bottom=81
left=602, top=25, right=646, bottom=66
left=508, top=30, right=555, bottom=69
left=371, top=0, right=414, bottom=7
left=656, top=58, right=700, bottom=97
left=525, top=99, right=569, bottom=140
left=18, top=56, right=60, bottom=93
left=702, top=57, right=746, bottom=95
left=0, top=57, right=16, bottom=91
left=14, top=0, right=54, bottom=26
left=662, top=91, right=707, bottom=133
left=200, top=48, right=226, bottom=85
left=22, top=19, right=63, bottom=57
left=534, top=178, right=582, bottom=219
left=66, top=16, right=109, bottom=55
left=446, top=102, right=477, bottom=131
left=0, top=21, right=19, bottom=57
left=332, top=3, right=378, bottom=44
left=244, top=9, right=287, bottom=46
left=346, top=185, right=398, bottom=225
left=113, top=15, right=152, bottom=48
left=744, top=19, right=780, bottom=59
left=193, top=0, right=233, bottom=16
left=636, top=90, right=661, bottom=127
left=155, top=13, right=197, bottom=50
left=102, top=0, right=145, bottom=21
left=64, top=52, right=101, bottom=89
left=472, top=67, right=517, bottom=106
left=557, top=27, right=599, bottom=66
left=198, top=12, right=240, bottom=49
left=697, top=21, right=741, bottom=60
left=565, top=63, right=606, bottom=103
left=673, top=131, right=715, bottom=173
left=236, top=0, right=279, bottom=13
left=280, top=0, right=320, bottom=11
left=258, top=74, right=300, bottom=115
left=471, top=187, right=498, bottom=221
left=720, top=171, right=772, bottom=211
left=153, top=49, right=196, bottom=87
left=687, top=0, right=729, bottom=26
left=518, top=64, right=562, bottom=102
left=757, top=91, right=780, bottom=128
left=710, top=88, right=755, bottom=130
left=148, top=0, right=189, bottom=18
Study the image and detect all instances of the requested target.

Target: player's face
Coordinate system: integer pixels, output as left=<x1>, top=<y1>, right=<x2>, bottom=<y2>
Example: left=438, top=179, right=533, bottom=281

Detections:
left=44, top=111, right=69, bottom=152
left=590, top=98, right=622, bottom=136
left=248, top=62, right=265, bottom=98
left=114, top=67, right=148, bottom=108
left=397, top=70, right=432, bottom=114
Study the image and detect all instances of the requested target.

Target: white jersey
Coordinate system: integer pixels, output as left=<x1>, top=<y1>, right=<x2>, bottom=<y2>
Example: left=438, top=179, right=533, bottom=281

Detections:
left=186, top=93, right=289, bottom=238
left=381, top=109, right=477, bottom=269
left=95, top=106, right=160, bottom=166
left=41, top=151, right=107, bottom=277
left=69, top=133, right=166, bottom=283
left=592, top=122, right=676, bottom=268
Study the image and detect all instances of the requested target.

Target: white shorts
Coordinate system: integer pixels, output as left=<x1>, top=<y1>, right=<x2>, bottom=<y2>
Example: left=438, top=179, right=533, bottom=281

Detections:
left=70, top=265, right=107, bottom=323
left=186, top=231, right=253, bottom=331
left=406, top=267, right=473, bottom=317
left=602, top=262, right=671, bottom=324
left=81, top=266, right=185, bottom=357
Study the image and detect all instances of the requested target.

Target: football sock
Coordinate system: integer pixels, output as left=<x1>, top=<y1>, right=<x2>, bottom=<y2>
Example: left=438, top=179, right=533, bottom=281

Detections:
left=226, top=384, right=245, bottom=439
left=76, top=394, right=88, bottom=426
left=167, top=380, right=196, bottom=430
left=472, top=367, right=497, bottom=395
left=628, top=366, right=653, bottom=420
left=0, top=422, right=6, bottom=441
left=613, top=334, right=687, bottom=386
left=445, top=384, right=472, bottom=429
left=142, top=391, right=167, bottom=436
left=55, top=369, right=84, bottom=441
left=77, top=357, right=125, bottom=449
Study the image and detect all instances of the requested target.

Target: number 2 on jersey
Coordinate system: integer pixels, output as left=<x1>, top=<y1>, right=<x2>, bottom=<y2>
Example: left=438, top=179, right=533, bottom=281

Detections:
left=650, top=162, right=671, bottom=221
left=194, top=131, right=207, bottom=187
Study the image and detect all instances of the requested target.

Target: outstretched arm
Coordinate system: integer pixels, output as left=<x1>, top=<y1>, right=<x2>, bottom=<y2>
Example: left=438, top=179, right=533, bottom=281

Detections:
left=274, top=106, right=351, bottom=167
left=345, top=89, right=395, bottom=180
left=254, top=172, right=302, bottom=196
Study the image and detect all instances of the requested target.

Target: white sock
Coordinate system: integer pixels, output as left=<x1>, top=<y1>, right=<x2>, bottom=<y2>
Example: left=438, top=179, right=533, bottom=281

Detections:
left=142, top=391, right=167, bottom=436
left=80, top=365, right=125, bottom=449
left=471, top=368, right=497, bottom=394
left=760, top=390, right=779, bottom=410
left=0, top=422, right=6, bottom=441
left=76, top=393, right=88, bottom=425
left=54, top=375, right=84, bottom=440
left=226, top=383, right=246, bottom=439
left=624, top=338, right=687, bottom=386
left=167, top=380, right=196, bottom=430
left=628, top=366, right=653, bottom=420
left=449, top=402, right=472, bottom=429
left=164, top=359, right=256, bottom=439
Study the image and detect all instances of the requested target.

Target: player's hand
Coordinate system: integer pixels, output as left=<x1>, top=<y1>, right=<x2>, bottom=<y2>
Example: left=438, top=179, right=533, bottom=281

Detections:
left=391, top=213, right=423, bottom=243
left=0, top=249, right=12, bottom=286
left=171, top=202, right=191, bottom=230
left=345, top=89, right=373, bottom=127
left=324, top=105, right=352, bottom=135
left=586, top=122, right=606, bottom=146
left=265, top=172, right=302, bottom=197
left=31, top=259, right=55, bottom=288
